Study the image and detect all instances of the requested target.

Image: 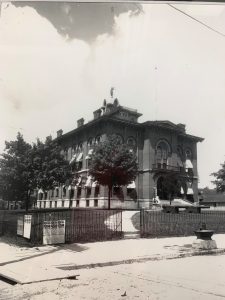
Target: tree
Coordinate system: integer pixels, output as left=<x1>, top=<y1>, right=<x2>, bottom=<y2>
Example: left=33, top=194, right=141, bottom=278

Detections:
left=158, top=174, right=182, bottom=204
left=89, top=135, right=138, bottom=209
left=0, top=132, right=35, bottom=210
left=0, top=134, right=72, bottom=211
left=32, top=136, right=72, bottom=193
left=211, top=162, right=225, bottom=192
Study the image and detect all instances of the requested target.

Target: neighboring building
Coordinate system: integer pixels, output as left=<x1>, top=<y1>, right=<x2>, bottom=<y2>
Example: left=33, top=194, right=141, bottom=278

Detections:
left=36, top=95, right=203, bottom=209
left=199, top=188, right=225, bottom=209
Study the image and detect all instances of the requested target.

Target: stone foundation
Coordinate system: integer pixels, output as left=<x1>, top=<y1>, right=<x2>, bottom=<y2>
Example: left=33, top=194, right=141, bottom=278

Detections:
left=192, top=239, right=217, bottom=250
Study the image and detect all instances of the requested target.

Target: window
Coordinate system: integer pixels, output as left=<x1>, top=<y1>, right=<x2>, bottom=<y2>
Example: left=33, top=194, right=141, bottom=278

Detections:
left=95, top=135, right=101, bottom=144
left=156, top=146, right=162, bottom=162
left=69, top=189, right=74, bottom=199
left=88, top=138, right=93, bottom=147
left=50, top=201, right=52, bottom=208
left=127, top=137, right=136, bottom=152
left=72, top=145, right=77, bottom=154
left=94, top=199, right=98, bottom=207
left=86, top=187, right=91, bottom=198
left=63, top=186, right=66, bottom=197
left=156, top=140, right=171, bottom=165
left=186, top=149, right=192, bottom=160
left=86, top=200, right=90, bottom=207
left=55, top=201, right=57, bottom=208
left=64, top=148, right=68, bottom=160
left=115, top=134, right=123, bottom=144
left=56, top=188, right=59, bottom=197
left=94, top=186, right=100, bottom=197
left=44, top=201, right=46, bottom=208
left=78, top=143, right=83, bottom=151
left=76, top=200, right=80, bottom=207
left=44, top=192, right=48, bottom=200
left=77, top=187, right=82, bottom=198
left=62, top=200, right=64, bottom=208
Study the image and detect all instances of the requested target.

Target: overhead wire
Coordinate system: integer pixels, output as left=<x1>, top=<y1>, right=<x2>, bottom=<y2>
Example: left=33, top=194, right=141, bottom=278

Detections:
left=168, top=4, right=225, bottom=39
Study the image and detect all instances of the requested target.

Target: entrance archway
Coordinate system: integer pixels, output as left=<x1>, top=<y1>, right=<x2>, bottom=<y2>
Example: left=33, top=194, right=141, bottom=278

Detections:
left=156, top=175, right=180, bottom=200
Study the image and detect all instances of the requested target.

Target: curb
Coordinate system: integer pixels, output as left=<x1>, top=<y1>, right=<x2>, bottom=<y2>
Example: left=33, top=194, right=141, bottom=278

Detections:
left=58, top=248, right=225, bottom=271
left=1, top=248, right=225, bottom=285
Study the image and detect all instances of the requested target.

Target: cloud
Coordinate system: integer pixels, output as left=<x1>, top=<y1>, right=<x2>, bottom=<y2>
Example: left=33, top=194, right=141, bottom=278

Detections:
left=0, top=3, right=225, bottom=188
left=12, top=2, right=142, bottom=42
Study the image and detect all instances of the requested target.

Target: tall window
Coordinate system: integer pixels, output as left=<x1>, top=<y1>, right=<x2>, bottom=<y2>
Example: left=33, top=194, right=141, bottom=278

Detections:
left=94, top=186, right=100, bottom=197
left=88, top=138, right=93, bottom=148
left=77, top=187, right=82, bottom=198
left=63, top=186, right=66, bottom=197
left=156, top=140, right=171, bottom=166
left=127, top=137, right=136, bottom=151
left=95, top=135, right=101, bottom=145
left=186, top=149, right=192, bottom=160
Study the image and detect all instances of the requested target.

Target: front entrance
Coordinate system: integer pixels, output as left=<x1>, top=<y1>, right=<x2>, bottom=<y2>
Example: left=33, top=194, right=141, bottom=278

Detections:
left=157, top=175, right=180, bottom=200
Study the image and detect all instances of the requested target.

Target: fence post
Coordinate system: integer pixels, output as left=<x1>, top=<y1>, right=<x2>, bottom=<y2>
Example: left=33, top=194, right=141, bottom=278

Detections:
left=140, top=208, right=143, bottom=237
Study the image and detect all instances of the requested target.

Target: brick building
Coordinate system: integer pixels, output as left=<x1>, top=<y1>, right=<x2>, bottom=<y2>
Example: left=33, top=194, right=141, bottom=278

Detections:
left=36, top=96, right=203, bottom=209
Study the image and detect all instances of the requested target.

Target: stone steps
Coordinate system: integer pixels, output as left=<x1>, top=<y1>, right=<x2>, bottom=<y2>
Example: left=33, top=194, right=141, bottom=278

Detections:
left=123, top=231, right=140, bottom=239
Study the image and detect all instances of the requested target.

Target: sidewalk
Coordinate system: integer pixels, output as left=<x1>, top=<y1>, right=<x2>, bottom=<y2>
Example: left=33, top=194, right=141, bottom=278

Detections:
left=1, top=234, right=225, bottom=284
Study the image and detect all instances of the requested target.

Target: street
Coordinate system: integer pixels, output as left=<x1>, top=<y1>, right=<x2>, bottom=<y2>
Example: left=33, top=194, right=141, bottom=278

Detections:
left=1, top=254, right=225, bottom=299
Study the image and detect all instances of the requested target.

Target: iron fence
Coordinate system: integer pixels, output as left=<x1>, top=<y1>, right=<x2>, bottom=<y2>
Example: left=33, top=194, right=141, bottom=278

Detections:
left=140, top=210, right=225, bottom=237
left=0, top=209, right=123, bottom=245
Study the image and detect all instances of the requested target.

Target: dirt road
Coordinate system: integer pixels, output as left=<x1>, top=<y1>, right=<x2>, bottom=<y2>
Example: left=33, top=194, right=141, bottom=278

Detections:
left=1, top=254, right=225, bottom=300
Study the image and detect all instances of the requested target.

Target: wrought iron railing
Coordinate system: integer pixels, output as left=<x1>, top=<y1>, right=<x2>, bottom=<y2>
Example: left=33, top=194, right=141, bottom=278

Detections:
left=152, top=163, right=181, bottom=172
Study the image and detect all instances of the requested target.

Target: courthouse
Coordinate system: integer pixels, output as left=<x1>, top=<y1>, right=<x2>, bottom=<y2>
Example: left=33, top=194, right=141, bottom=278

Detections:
left=36, top=95, right=203, bottom=209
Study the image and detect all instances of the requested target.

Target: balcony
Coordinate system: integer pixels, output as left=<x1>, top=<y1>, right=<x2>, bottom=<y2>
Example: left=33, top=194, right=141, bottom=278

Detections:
left=152, top=163, right=181, bottom=173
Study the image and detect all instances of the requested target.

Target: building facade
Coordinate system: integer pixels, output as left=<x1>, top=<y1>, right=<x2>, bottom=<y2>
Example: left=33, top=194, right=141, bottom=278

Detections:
left=36, top=97, right=203, bottom=209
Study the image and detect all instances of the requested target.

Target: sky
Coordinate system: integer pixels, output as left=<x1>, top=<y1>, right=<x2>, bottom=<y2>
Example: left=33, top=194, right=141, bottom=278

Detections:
left=0, top=2, right=225, bottom=188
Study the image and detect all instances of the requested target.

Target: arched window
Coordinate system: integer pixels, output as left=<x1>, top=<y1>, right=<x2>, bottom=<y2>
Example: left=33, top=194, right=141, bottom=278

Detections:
left=127, top=137, right=136, bottom=150
left=115, top=134, right=124, bottom=144
left=88, top=138, right=93, bottom=148
left=95, top=135, right=101, bottom=145
left=177, top=146, right=184, bottom=168
left=156, top=146, right=162, bottom=160
left=185, top=149, right=192, bottom=160
left=64, top=148, right=68, bottom=160
left=156, top=140, right=171, bottom=161
left=78, top=143, right=83, bottom=151
left=185, top=148, right=193, bottom=171
left=72, top=144, right=77, bottom=154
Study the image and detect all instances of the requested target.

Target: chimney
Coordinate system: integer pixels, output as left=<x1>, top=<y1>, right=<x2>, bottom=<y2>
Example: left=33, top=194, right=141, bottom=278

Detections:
left=177, top=123, right=186, bottom=132
left=57, top=129, right=63, bottom=138
left=93, top=109, right=102, bottom=119
left=77, top=118, right=84, bottom=127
